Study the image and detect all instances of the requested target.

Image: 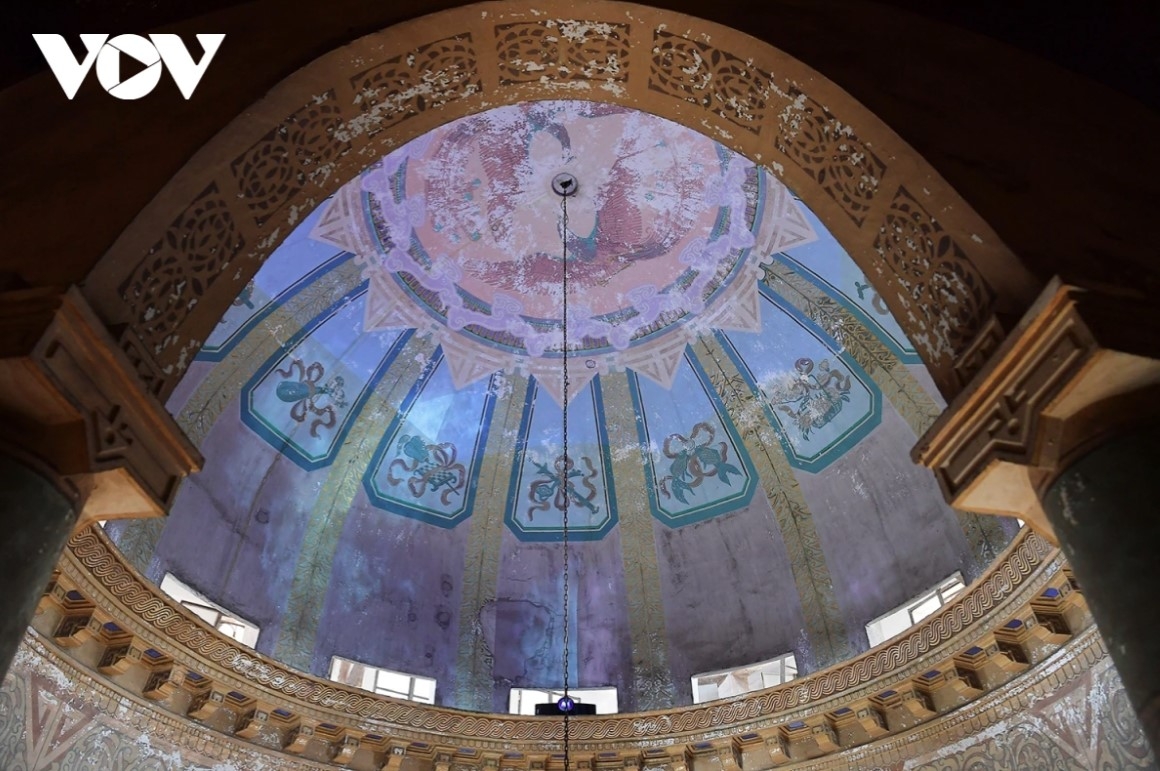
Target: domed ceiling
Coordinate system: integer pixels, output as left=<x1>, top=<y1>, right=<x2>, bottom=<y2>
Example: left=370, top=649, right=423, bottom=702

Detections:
left=106, top=100, right=1017, bottom=713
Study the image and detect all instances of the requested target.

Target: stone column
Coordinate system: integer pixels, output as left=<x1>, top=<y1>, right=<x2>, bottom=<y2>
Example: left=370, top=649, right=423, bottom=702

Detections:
left=1042, top=426, right=1160, bottom=748
left=0, top=453, right=77, bottom=677
left=915, top=279, right=1160, bottom=751
left=0, top=287, right=201, bottom=681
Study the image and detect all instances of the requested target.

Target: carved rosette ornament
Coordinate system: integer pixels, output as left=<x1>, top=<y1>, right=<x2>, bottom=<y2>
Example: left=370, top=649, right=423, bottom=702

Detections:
left=0, top=287, right=201, bottom=530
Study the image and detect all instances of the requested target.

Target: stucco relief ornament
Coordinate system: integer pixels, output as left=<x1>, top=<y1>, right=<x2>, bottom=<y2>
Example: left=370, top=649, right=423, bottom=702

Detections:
left=309, top=101, right=818, bottom=405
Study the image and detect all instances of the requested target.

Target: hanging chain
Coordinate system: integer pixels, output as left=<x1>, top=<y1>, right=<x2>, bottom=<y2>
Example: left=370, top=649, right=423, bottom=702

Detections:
left=560, top=191, right=572, bottom=771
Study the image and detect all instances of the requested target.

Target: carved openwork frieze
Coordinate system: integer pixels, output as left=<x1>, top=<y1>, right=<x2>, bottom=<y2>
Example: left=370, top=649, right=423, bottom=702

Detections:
left=350, top=35, right=481, bottom=136
left=229, top=93, right=352, bottom=228
left=774, top=89, right=886, bottom=227
left=496, top=21, right=629, bottom=85
left=0, top=287, right=201, bottom=524
left=648, top=31, right=772, bottom=134
left=117, top=182, right=246, bottom=370
left=873, top=186, right=996, bottom=378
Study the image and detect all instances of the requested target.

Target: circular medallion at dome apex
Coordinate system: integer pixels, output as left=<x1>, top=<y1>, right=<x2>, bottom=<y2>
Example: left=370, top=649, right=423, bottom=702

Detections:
left=116, top=99, right=1018, bottom=714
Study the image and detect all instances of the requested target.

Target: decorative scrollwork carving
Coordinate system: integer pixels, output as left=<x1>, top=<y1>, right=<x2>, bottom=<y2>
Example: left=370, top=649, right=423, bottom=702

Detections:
left=495, top=21, right=629, bottom=84
left=776, top=89, right=887, bottom=226
left=874, top=186, right=995, bottom=365
left=229, top=93, right=351, bottom=228
left=349, top=35, right=481, bottom=137
left=117, top=183, right=245, bottom=366
left=648, top=31, right=770, bottom=134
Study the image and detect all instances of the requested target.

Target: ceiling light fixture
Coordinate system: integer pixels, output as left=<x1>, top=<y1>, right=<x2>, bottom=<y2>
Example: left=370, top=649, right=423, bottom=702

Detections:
left=531, top=171, right=591, bottom=769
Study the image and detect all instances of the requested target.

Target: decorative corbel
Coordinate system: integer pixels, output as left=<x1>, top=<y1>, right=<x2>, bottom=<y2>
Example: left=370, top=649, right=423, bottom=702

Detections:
left=0, top=286, right=201, bottom=530
left=914, top=278, right=1160, bottom=544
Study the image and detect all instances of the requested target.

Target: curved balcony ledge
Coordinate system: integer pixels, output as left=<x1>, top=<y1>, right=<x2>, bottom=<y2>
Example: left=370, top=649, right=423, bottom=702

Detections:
left=22, top=526, right=1090, bottom=768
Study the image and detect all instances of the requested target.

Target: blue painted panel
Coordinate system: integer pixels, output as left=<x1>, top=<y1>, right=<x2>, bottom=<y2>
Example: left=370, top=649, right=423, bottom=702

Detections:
left=363, top=350, right=498, bottom=528
left=777, top=202, right=920, bottom=362
left=200, top=203, right=352, bottom=360
left=629, top=350, right=756, bottom=527
left=506, top=377, right=618, bottom=541
left=240, top=290, right=411, bottom=470
left=718, top=287, right=881, bottom=472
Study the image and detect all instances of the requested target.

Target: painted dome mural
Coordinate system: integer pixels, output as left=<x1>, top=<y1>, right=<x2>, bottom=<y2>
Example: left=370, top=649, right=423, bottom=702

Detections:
left=107, top=100, right=1017, bottom=713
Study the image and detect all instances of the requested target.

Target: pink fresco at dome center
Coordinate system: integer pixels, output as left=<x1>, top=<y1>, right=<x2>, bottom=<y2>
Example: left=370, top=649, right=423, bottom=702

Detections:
left=402, top=102, right=723, bottom=319
left=357, top=101, right=763, bottom=356
left=312, top=100, right=817, bottom=403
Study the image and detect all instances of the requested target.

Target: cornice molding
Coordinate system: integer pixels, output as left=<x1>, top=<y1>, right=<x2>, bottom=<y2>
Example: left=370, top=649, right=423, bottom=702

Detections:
left=792, top=622, right=1114, bottom=769
left=44, top=525, right=1062, bottom=762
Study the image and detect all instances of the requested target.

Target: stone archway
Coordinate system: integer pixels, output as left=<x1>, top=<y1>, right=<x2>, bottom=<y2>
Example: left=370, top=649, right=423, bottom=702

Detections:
left=8, top=0, right=1160, bottom=756
left=81, top=0, right=1039, bottom=403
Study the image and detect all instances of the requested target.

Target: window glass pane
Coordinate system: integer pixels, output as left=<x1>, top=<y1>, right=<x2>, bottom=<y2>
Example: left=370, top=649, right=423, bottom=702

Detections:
left=328, top=656, right=436, bottom=704
left=360, top=665, right=377, bottom=692
left=160, top=573, right=259, bottom=648
left=694, top=680, right=719, bottom=703
left=181, top=601, right=221, bottom=626
left=867, top=572, right=967, bottom=647
left=693, top=654, right=796, bottom=702
left=376, top=670, right=411, bottom=694
left=757, top=660, right=780, bottom=687
left=939, top=578, right=965, bottom=603
left=412, top=677, right=436, bottom=702
left=587, top=687, right=618, bottom=714
left=909, top=593, right=942, bottom=623
left=376, top=689, right=409, bottom=698
left=878, top=609, right=912, bottom=641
